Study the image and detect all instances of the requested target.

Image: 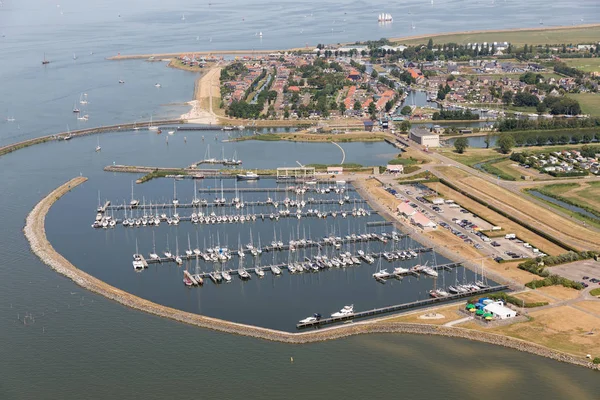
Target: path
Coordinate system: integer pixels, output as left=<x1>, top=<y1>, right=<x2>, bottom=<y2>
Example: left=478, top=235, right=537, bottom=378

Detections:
left=331, top=141, right=345, bottom=165
left=444, top=316, right=472, bottom=327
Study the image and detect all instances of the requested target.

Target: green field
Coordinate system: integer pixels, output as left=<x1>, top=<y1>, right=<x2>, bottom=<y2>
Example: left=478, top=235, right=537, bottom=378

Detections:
left=563, top=58, right=600, bottom=73
left=437, top=147, right=508, bottom=167
left=567, top=93, right=600, bottom=117
left=394, top=25, right=600, bottom=47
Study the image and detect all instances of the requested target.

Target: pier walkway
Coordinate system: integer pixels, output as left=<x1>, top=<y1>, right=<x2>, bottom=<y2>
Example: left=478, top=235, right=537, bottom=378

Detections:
left=102, top=198, right=366, bottom=212
left=143, top=236, right=417, bottom=265
left=144, top=248, right=441, bottom=277
left=296, top=285, right=509, bottom=329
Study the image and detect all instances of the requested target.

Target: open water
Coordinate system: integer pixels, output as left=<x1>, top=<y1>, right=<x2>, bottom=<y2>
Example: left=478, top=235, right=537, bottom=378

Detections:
left=1, top=0, right=600, bottom=398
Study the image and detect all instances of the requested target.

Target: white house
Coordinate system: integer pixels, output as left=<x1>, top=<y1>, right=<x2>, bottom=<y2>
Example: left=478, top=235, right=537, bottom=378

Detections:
left=483, top=301, right=516, bottom=320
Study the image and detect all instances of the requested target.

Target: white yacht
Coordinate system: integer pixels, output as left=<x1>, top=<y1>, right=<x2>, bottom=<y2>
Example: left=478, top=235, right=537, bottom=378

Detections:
left=254, top=267, right=265, bottom=278
left=331, top=305, right=354, bottom=318
left=222, top=270, right=232, bottom=283
left=299, top=313, right=321, bottom=324
left=270, top=265, right=282, bottom=275
left=421, top=266, right=438, bottom=277
left=237, top=171, right=259, bottom=181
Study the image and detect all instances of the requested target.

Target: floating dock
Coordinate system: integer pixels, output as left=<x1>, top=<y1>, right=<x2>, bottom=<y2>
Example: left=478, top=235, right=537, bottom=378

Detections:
left=101, top=198, right=366, bottom=212
left=143, top=248, right=440, bottom=277
left=296, top=285, right=509, bottom=329
left=196, top=187, right=355, bottom=193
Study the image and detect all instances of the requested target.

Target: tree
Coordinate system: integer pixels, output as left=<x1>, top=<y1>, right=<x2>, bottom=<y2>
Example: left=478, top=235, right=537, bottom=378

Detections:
left=353, top=100, right=362, bottom=111
left=497, top=133, right=516, bottom=154
left=454, top=137, right=469, bottom=154
left=339, top=102, right=346, bottom=115
left=502, top=91, right=513, bottom=106
left=484, top=133, right=493, bottom=149
left=399, top=120, right=411, bottom=133
left=283, top=106, right=290, bottom=119
left=371, top=69, right=379, bottom=79
left=536, top=102, right=547, bottom=113
left=400, top=105, right=412, bottom=116
left=513, top=92, right=539, bottom=107
left=368, top=102, right=377, bottom=120
left=427, top=38, right=434, bottom=50
left=385, top=100, right=394, bottom=113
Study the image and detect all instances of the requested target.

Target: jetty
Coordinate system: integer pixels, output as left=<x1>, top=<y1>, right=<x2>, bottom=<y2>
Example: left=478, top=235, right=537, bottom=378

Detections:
left=100, top=198, right=365, bottom=212
left=296, top=285, right=509, bottom=329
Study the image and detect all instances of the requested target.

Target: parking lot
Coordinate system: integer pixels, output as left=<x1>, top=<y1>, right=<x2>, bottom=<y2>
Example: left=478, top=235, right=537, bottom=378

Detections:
left=492, top=237, right=543, bottom=261
left=550, top=259, right=600, bottom=288
left=394, top=183, right=548, bottom=261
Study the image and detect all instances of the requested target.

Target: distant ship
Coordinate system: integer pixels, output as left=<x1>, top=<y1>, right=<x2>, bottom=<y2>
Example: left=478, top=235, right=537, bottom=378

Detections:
left=378, top=13, right=393, bottom=22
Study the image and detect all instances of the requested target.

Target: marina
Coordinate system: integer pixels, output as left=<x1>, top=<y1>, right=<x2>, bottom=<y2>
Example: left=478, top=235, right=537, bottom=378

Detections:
left=4, top=0, right=600, bottom=397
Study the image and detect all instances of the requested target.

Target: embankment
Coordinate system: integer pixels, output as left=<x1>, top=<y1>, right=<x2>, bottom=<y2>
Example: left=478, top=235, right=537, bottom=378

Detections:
left=24, top=177, right=598, bottom=371
left=0, top=119, right=183, bottom=157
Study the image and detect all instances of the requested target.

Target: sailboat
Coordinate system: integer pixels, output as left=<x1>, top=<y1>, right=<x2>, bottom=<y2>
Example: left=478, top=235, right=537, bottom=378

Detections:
left=130, top=181, right=139, bottom=207
left=181, top=13, right=186, bottom=21
left=132, top=238, right=144, bottom=270
left=72, top=102, right=80, bottom=113
left=186, top=234, right=193, bottom=258
left=172, top=180, right=179, bottom=206
left=149, top=232, right=160, bottom=260
left=79, top=93, right=88, bottom=105
left=164, top=234, right=173, bottom=259
left=42, top=53, right=50, bottom=65
left=148, top=115, right=158, bottom=131
left=95, top=137, right=101, bottom=152
left=175, top=236, right=183, bottom=265
left=64, top=125, right=72, bottom=141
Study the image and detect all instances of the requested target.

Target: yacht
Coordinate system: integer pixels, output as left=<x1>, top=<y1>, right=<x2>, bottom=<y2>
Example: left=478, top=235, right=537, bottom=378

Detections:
left=421, top=266, right=438, bottom=277
left=236, top=171, right=260, bottom=181
left=299, top=313, right=322, bottom=324
left=238, top=268, right=251, bottom=280
left=154, top=83, right=161, bottom=88
left=373, top=269, right=390, bottom=280
left=393, top=266, right=409, bottom=275
left=222, top=270, right=232, bottom=283
left=270, top=265, right=282, bottom=275
left=254, top=267, right=265, bottom=278
left=331, top=305, right=354, bottom=318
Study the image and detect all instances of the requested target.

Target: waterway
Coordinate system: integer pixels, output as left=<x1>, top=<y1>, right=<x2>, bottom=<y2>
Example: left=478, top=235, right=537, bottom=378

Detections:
left=529, top=190, right=600, bottom=222
left=2, top=0, right=600, bottom=398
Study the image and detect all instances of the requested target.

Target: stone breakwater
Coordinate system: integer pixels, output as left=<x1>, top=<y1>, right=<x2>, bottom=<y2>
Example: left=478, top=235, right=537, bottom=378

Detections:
left=24, top=177, right=598, bottom=371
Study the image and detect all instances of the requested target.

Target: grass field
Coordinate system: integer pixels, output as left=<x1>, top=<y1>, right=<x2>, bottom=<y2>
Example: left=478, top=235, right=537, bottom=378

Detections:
left=567, top=93, right=600, bottom=117
left=461, top=305, right=600, bottom=357
left=563, top=58, right=600, bottom=73
left=393, top=24, right=600, bottom=47
left=436, top=147, right=508, bottom=167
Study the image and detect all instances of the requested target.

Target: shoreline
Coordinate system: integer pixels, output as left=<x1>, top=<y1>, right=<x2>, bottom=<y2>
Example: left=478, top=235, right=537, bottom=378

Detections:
left=388, top=23, right=600, bottom=43
left=23, top=176, right=598, bottom=371
left=105, top=24, right=600, bottom=60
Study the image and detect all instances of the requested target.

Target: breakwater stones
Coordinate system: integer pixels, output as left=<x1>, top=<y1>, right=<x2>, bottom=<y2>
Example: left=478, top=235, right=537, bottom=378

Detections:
left=24, top=177, right=599, bottom=371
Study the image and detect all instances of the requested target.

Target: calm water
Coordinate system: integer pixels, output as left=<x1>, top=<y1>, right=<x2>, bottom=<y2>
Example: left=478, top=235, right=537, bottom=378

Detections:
left=2, top=0, right=600, bottom=398
left=529, top=190, right=600, bottom=221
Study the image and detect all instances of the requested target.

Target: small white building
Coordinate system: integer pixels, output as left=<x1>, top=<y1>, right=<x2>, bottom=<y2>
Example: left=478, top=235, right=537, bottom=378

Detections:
left=431, top=198, right=445, bottom=205
left=483, top=301, right=517, bottom=320
left=386, top=164, right=404, bottom=173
